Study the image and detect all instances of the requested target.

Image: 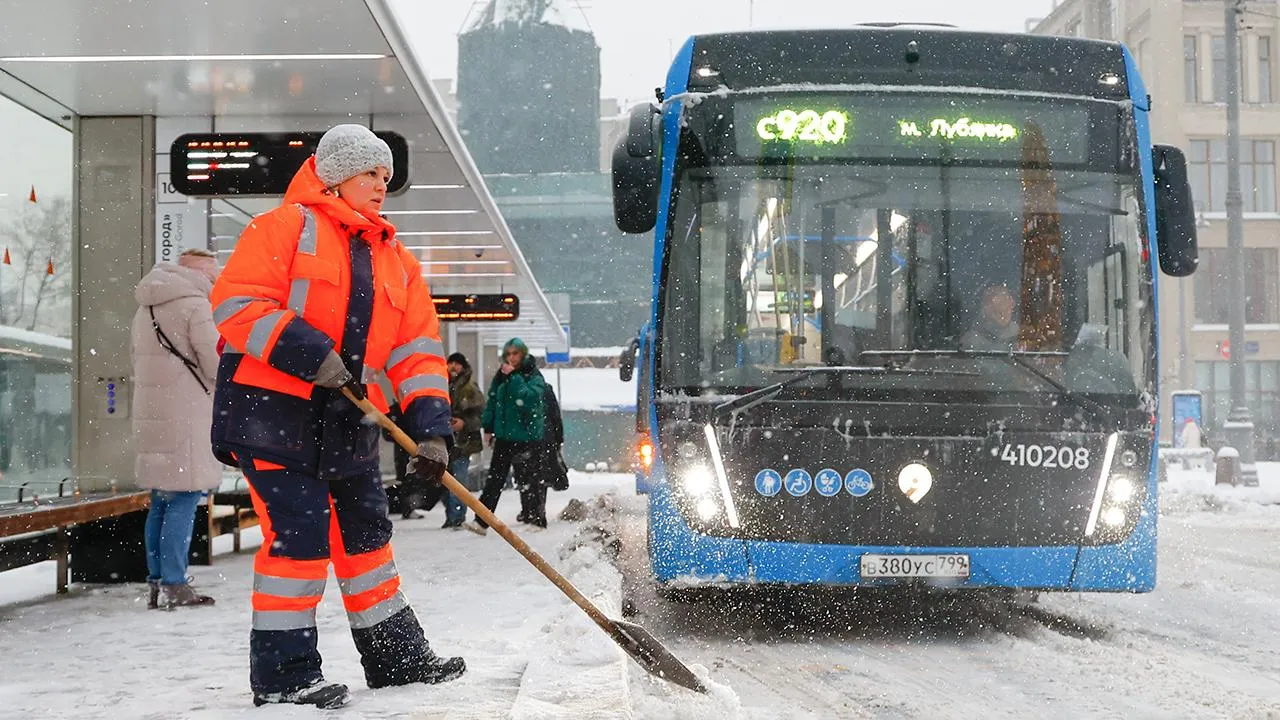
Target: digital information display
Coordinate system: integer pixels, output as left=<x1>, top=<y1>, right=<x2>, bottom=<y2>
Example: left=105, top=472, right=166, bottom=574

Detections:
left=170, top=131, right=410, bottom=197
left=734, top=95, right=1091, bottom=165
left=432, top=294, right=520, bottom=322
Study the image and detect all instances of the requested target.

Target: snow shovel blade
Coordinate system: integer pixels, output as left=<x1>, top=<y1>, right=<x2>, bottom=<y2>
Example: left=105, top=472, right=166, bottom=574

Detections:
left=339, top=386, right=708, bottom=695
left=610, top=618, right=707, bottom=693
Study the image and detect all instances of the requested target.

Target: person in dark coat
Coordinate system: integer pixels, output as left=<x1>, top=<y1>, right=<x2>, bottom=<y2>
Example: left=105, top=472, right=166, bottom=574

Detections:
left=386, top=401, right=419, bottom=519
left=515, top=382, right=564, bottom=527
left=466, top=338, right=546, bottom=535
left=441, top=353, right=485, bottom=528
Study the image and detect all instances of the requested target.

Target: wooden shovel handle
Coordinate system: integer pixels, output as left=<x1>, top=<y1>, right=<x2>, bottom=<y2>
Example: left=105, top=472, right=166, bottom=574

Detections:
left=341, top=388, right=617, bottom=633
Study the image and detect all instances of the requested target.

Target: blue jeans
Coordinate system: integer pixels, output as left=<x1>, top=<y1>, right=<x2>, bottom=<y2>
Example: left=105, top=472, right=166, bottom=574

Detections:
left=144, top=489, right=204, bottom=586
left=444, top=457, right=469, bottom=525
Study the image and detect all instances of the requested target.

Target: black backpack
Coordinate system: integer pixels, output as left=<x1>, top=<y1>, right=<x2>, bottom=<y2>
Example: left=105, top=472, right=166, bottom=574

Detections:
left=542, top=384, right=568, bottom=490
left=543, top=384, right=564, bottom=446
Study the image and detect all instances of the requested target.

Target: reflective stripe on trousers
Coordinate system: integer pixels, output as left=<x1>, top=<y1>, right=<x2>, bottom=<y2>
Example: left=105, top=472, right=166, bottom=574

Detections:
left=251, top=573, right=327, bottom=631
left=336, top=552, right=406, bottom=630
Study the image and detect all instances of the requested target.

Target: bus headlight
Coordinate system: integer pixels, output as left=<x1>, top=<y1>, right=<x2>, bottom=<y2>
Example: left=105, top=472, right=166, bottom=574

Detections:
left=1085, top=433, right=1150, bottom=545
left=696, top=496, right=720, bottom=520
left=1106, top=477, right=1134, bottom=503
left=682, top=465, right=716, bottom=496
left=1102, top=506, right=1127, bottom=527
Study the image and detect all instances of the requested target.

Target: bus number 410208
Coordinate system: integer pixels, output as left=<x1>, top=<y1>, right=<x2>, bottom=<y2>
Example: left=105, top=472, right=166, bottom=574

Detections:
left=999, top=444, right=1091, bottom=469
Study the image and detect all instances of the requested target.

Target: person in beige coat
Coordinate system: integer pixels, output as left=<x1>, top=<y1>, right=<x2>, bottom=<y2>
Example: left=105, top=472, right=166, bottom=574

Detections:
left=130, top=249, right=222, bottom=609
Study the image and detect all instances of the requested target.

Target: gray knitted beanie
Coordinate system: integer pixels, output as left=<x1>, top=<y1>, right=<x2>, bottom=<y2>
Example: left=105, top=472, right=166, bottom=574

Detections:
left=315, top=124, right=394, bottom=188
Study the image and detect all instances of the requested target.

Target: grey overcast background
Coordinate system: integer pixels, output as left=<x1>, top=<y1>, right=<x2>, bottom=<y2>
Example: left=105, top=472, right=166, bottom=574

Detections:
left=392, top=0, right=1058, bottom=102
left=0, top=1, right=1057, bottom=203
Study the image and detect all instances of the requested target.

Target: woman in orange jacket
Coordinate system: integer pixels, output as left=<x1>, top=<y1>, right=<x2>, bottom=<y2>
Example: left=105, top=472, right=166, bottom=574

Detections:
left=211, top=124, right=463, bottom=708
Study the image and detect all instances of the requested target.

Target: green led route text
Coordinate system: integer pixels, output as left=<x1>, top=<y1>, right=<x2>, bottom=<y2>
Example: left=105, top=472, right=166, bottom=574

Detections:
left=755, top=109, right=849, bottom=144
left=898, top=117, right=1019, bottom=142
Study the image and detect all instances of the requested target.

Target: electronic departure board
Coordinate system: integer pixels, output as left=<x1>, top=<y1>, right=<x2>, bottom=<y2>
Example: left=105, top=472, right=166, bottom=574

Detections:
left=433, top=294, right=520, bottom=322
left=170, top=131, right=410, bottom=197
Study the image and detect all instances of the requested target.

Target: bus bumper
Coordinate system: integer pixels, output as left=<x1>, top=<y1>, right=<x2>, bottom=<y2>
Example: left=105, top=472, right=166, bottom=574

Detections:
left=648, top=481, right=1156, bottom=592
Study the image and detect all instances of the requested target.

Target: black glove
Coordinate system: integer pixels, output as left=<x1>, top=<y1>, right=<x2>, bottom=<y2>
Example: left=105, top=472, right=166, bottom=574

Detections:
left=406, top=437, right=449, bottom=485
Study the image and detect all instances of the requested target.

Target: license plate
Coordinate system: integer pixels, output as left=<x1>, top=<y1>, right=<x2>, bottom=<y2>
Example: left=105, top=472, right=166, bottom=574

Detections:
left=860, top=554, right=971, bottom=578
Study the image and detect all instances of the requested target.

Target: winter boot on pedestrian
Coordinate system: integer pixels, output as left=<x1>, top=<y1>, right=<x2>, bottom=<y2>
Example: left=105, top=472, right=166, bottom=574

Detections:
left=160, top=583, right=215, bottom=609
left=253, top=679, right=351, bottom=709
left=147, top=579, right=160, bottom=610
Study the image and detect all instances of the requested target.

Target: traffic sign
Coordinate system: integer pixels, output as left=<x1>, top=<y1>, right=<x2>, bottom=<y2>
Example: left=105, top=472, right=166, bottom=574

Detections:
left=1218, top=339, right=1260, bottom=359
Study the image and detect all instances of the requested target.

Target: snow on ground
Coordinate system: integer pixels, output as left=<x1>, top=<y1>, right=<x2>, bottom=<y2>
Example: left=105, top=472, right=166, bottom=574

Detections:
left=0, top=473, right=651, bottom=719
left=544, top=367, right=635, bottom=412
left=3, top=465, right=1280, bottom=719
left=619, top=464, right=1280, bottom=720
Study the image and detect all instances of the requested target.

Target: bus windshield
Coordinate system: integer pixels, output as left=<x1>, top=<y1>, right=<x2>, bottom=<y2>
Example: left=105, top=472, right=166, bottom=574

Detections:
left=658, top=159, right=1155, bottom=404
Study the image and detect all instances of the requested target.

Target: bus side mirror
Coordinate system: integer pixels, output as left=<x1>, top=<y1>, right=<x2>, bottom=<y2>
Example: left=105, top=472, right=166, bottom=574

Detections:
left=1152, top=144, right=1199, bottom=277
left=612, top=103, right=661, bottom=234
left=619, top=337, right=640, bottom=382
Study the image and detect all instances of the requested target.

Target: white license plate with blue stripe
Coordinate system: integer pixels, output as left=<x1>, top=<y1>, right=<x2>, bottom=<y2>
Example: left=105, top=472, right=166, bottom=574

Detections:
left=860, top=554, right=970, bottom=578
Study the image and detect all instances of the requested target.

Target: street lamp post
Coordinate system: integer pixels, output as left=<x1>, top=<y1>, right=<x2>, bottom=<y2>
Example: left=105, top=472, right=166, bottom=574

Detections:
left=1224, top=0, right=1259, bottom=485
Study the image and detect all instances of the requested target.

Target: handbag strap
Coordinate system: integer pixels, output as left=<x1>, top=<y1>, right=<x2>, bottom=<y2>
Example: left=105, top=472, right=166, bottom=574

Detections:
left=150, top=306, right=210, bottom=395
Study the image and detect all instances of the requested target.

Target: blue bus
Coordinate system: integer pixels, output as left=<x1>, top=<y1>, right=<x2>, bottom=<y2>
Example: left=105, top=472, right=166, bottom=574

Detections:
left=612, top=26, right=1198, bottom=596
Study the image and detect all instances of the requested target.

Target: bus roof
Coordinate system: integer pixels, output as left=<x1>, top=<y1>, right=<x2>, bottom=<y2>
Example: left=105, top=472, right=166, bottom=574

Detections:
left=679, top=28, right=1130, bottom=101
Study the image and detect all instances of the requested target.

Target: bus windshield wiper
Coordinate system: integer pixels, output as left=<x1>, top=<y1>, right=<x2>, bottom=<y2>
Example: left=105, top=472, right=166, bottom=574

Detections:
left=857, top=349, right=1109, bottom=416
left=712, top=364, right=975, bottom=418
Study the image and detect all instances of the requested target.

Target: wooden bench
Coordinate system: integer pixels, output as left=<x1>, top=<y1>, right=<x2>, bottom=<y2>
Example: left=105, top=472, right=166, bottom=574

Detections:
left=202, top=490, right=259, bottom=561
left=195, top=470, right=399, bottom=564
left=0, top=486, right=150, bottom=594
left=192, top=474, right=260, bottom=565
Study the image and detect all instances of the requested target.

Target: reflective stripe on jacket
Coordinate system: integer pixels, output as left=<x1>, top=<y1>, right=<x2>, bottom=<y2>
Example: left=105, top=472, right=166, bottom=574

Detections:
left=210, top=157, right=451, bottom=470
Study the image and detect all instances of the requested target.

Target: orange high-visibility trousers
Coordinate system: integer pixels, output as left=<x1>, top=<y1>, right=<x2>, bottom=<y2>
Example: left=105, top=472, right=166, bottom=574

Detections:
left=242, top=459, right=439, bottom=694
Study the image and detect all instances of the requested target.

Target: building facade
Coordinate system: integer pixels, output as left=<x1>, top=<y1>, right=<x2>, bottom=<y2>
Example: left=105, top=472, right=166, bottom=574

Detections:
left=1032, top=0, right=1280, bottom=454
left=450, top=1, right=653, bottom=350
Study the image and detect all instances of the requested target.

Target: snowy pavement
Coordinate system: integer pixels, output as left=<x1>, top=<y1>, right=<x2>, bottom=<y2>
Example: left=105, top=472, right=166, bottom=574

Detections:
left=2, top=467, right=1280, bottom=719
left=0, top=473, right=639, bottom=720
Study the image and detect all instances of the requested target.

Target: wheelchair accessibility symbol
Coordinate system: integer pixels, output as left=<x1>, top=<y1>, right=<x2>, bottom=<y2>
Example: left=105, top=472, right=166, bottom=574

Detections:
left=785, top=469, right=813, bottom=497
left=815, top=469, right=842, bottom=497
left=755, top=469, right=782, bottom=497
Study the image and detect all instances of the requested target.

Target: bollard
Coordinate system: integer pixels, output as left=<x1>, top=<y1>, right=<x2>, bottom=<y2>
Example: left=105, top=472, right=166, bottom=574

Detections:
left=1215, top=446, right=1241, bottom=486
left=1157, top=456, right=1169, bottom=484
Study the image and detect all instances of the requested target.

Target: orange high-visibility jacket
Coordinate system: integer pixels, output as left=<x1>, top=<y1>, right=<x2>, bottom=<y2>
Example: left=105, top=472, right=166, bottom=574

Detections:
left=211, top=158, right=450, bottom=447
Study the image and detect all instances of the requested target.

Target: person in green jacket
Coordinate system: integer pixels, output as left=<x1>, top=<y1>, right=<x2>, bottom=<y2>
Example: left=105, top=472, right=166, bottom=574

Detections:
left=466, top=338, right=546, bottom=535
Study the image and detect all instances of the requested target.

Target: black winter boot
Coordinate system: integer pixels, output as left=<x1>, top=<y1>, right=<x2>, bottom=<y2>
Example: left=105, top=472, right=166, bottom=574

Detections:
left=253, top=679, right=350, bottom=709
left=147, top=580, right=159, bottom=610
left=352, top=606, right=468, bottom=689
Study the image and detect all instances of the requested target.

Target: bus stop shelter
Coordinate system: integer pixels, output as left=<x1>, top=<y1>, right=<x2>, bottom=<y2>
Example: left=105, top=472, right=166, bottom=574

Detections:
left=0, top=0, right=566, bottom=492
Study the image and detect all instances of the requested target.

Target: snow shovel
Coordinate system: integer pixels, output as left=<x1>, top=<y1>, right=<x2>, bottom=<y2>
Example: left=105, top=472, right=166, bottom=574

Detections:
left=342, top=386, right=708, bottom=694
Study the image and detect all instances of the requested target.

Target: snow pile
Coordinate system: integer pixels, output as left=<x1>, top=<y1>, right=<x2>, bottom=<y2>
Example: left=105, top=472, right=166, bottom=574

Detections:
left=0, top=323, right=71, bottom=351
left=510, top=492, right=631, bottom=719
left=630, top=666, right=742, bottom=720
left=562, top=493, right=745, bottom=720
left=546, top=367, right=635, bottom=412
left=1161, top=460, right=1280, bottom=518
